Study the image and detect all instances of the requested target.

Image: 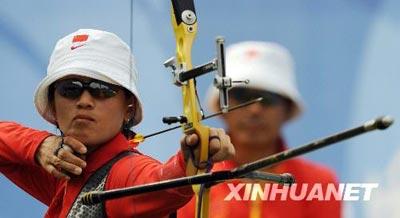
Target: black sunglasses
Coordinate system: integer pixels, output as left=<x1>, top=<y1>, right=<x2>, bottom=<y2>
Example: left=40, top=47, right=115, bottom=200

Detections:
left=53, top=79, right=120, bottom=100
left=229, top=87, right=287, bottom=107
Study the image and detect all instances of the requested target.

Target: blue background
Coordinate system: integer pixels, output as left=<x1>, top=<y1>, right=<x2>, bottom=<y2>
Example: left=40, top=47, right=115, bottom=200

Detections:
left=0, top=0, right=399, bottom=217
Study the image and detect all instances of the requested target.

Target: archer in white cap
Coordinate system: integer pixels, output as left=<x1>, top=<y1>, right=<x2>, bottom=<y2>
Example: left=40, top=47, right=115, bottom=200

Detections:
left=178, top=41, right=341, bottom=218
left=0, top=29, right=234, bottom=217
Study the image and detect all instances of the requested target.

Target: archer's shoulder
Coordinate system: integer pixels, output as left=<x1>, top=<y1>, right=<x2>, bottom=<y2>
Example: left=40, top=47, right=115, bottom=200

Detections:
left=0, top=121, right=50, bottom=138
left=0, top=121, right=33, bottom=130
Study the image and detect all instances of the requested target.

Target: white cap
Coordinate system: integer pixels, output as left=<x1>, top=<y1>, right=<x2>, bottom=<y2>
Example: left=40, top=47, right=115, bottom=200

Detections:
left=207, top=41, right=303, bottom=120
left=34, top=29, right=143, bottom=126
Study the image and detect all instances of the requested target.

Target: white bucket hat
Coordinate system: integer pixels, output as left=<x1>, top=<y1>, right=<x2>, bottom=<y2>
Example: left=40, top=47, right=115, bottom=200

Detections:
left=207, top=41, right=303, bottom=120
left=34, top=29, right=143, bottom=126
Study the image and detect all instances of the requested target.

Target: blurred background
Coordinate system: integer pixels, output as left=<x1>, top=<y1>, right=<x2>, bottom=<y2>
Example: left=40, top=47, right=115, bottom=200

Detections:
left=0, top=0, right=399, bottom=217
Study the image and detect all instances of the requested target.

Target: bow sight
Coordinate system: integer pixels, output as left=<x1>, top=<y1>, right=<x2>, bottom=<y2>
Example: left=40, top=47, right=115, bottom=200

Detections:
left=163, top=37, right=249, bottom=125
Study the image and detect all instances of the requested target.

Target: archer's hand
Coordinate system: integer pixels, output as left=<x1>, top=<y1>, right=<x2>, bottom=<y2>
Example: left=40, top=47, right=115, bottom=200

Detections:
left=180, top=128, right=235, bottom=169
left=35, top=135, right=87, bottom=180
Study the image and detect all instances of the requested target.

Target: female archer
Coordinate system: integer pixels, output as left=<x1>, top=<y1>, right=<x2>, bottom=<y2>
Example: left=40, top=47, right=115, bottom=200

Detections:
left=0, top=28, right=234, bottom=217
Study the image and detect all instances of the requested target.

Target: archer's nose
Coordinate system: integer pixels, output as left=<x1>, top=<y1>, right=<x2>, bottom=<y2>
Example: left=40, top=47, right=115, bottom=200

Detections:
left=76, top=90, right=95, bottom=109
left=246, top=101, right=265, bottom=114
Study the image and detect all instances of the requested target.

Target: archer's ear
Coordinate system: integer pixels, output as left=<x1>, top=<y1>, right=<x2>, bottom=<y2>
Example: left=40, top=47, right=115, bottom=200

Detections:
left=283, top=99, right=294, bottom=122
left=125, top=104, right=135, bottom=120
left=47, top=88, right=58, bottom=122
left=123, top=91, right=136, bottom=117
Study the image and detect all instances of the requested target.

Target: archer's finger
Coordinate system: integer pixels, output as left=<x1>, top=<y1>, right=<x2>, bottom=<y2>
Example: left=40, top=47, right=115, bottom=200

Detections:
left=46, top=164, right=70, bottom=180
left=209, top=128, right=235, bottom=162
left=211, top=143, right=234, bottom=162
left=57, top=146, right=87, bottom=169
left=208, top=128, right=225, bottom=153
left=181, top=133, right=199, bottom=148
left=63, top=136, right=87, bottom=154
left=208, top=133, right=222, bottom=156
left=52, top=155, right=83, bottom=176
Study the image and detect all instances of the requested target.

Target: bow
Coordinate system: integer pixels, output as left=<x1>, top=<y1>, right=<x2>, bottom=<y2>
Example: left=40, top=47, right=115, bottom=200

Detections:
left=118, top=0, right=215, bottom=215
left=164, top=1, right=246, bottom=216
left=128, top=1, right=246, bottom=216
left=168, top=1, right=210, bottom=217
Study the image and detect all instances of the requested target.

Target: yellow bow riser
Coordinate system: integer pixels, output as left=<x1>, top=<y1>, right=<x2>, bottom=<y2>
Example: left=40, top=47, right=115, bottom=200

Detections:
left=171, top=1, right=210, bottom=217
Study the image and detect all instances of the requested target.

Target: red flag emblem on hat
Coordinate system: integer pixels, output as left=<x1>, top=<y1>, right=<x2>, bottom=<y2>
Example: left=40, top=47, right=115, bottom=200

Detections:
left=245, top=49, right=260, bottom=60
left=71, top=34, right=89, bottom=50
left=72, top=34, right=89, bottom=43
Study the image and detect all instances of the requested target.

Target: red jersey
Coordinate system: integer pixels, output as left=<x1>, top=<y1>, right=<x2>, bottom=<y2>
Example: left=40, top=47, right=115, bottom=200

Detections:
left=0, top=122, right=193, bottom=217
left=178, top=141, right=341, bottom=218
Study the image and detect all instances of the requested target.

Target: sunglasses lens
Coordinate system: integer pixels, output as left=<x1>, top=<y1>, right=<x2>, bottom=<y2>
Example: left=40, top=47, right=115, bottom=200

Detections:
left=229, top=88, right=284, bottom=107
left=88, top=81, right=118, bottom=98
left=259, top=92, right=282, bottom=106
left=54, top=79, right=119, bottom=99
left=55, top=80, right=83, bottom=99
left=229, top=88, right=252, bottom=103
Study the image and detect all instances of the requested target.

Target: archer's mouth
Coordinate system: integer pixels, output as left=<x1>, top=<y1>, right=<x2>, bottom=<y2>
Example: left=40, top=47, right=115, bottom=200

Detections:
left=73, top=114, right=96, bottom=122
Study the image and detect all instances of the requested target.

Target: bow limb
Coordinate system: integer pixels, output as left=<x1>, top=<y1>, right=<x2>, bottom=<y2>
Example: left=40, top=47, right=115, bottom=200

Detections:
left=170, top=1, right=210, bottom=217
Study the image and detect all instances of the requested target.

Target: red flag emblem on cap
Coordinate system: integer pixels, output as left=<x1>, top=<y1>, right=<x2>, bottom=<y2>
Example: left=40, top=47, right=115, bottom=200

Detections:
left=72, top=34, right=89, bottom=43
left=71, top=34, right=89, bottom=50
left=245, top=49, right=260, bottom=60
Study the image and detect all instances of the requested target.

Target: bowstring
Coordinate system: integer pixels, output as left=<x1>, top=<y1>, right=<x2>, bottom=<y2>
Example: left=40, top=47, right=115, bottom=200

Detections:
left=127, top=0, right=134, bottom=139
